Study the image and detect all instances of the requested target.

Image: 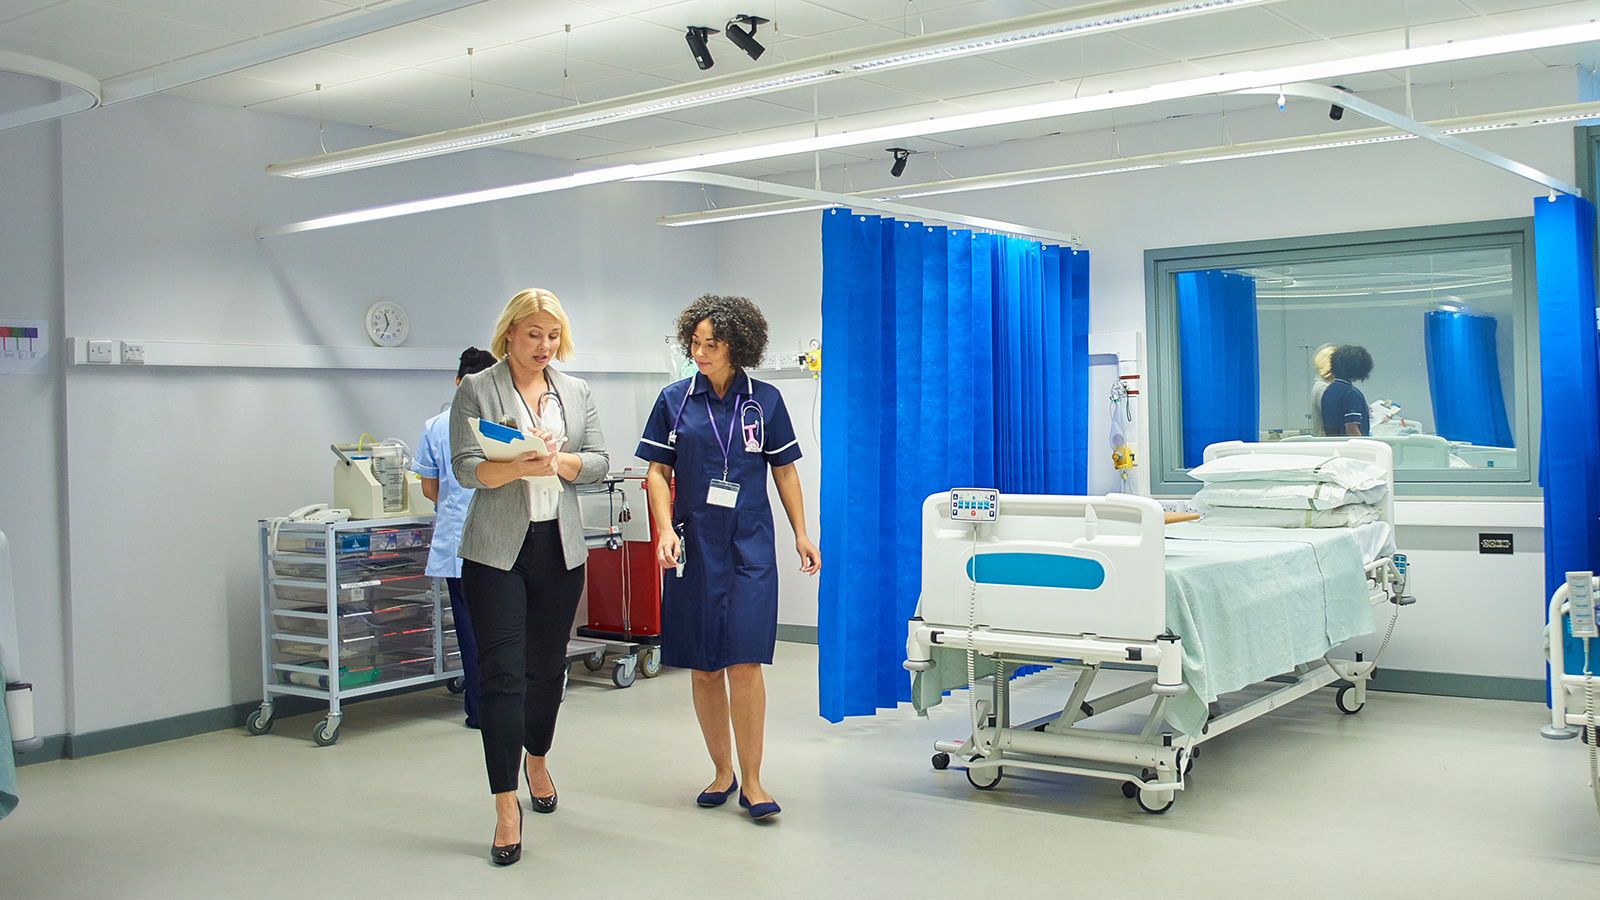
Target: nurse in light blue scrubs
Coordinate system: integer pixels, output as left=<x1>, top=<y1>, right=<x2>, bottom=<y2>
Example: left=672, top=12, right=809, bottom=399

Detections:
left=637, top=295, right=820, bottom=821
left=413, top=346, right=498, bottom=728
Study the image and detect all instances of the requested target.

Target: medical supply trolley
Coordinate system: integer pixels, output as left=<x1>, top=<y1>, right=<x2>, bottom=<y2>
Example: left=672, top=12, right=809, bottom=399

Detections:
left=248, top=515, right=461, bottom=746
left=569, top=477, right=660, bottom=688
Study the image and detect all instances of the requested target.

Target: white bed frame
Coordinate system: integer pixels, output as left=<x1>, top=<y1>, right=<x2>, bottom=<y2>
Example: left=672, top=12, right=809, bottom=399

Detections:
left=903, top=439, right=1410, bottom=813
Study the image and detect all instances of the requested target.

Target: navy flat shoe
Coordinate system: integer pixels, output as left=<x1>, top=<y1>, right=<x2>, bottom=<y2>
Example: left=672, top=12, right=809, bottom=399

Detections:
left=738, top=792, right=781, bottom=820
left=696, top=776, right=738, bottom=808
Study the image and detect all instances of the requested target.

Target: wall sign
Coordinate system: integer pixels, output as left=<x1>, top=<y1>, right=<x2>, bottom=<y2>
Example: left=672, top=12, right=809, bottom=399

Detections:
left=1479, top=533, right=1514, bottom=554
left=0, top=319, right=47, bottom=375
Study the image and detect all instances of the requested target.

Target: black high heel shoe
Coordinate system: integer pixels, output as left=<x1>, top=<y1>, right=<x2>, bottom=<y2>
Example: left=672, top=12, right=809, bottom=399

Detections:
left=526, top=765, right=558, bottom=814
left=491, top=806, right=523, bottom=866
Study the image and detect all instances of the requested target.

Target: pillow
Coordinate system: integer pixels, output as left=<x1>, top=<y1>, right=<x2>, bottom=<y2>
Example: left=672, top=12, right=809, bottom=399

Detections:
left=1187, top=453, right=1387, bottom=492
left=1197, top=503, right=1383, bottom=529
left=1190, top=480, right=1388, bottom=511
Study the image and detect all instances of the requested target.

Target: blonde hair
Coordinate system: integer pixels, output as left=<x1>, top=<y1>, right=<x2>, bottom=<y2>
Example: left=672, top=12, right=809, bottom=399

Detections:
left=491, top=289, right=573, bottom=362
left=1312, top=343, right=1336, bottom=381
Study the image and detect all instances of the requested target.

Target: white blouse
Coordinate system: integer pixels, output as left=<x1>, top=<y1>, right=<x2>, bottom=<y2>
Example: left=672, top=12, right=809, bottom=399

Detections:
left=510, top=388, right=566, bottom=522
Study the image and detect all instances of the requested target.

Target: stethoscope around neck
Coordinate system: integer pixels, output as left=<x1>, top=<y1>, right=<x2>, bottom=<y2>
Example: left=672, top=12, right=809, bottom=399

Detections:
left=496, top=374, right=567, bottom=438
left=669, top=374, right=764, bottom=453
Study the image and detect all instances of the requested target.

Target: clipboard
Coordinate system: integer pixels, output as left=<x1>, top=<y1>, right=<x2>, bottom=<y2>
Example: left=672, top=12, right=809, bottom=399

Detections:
left=470, top=417, right=561, bottom=490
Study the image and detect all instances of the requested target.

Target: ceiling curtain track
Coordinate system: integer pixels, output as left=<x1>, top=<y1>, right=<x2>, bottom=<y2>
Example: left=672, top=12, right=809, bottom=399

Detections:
left=1534, top=194, right=1600, bottom=681
left=1176, top=271, right=1261, bottom=468
left=816, top=209, right=1088, bottom=722
left=1423, top=310, right=1514, bottom=449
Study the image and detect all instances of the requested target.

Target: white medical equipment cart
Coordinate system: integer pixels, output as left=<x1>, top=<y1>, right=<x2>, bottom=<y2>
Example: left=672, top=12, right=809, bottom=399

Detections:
left=249, top=516, right=460, bottom=746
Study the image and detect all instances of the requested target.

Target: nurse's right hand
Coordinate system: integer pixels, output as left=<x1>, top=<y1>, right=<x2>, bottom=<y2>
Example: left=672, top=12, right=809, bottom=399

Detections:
left=656, top=531, right=681, bottom=569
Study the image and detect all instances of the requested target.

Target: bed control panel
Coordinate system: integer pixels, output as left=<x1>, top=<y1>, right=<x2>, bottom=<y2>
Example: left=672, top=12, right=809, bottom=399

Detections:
left=949, top=489, right=999, bottom=522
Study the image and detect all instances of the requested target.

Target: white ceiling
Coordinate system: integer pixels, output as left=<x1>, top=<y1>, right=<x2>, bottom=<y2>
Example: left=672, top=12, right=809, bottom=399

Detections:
left=4, top=0, right=1600, bottom=177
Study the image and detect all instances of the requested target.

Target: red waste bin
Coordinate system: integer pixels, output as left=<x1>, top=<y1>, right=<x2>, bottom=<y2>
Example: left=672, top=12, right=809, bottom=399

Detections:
left=578, top=473, right=661, bottom=644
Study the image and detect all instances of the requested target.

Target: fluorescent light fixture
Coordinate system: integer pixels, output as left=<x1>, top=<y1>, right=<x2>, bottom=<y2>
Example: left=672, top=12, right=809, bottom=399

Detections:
left=659, top=202, right=839, bottom=226
left=260, top=23, right=1600, bottom=236
left=267, top=0, right=1282, bottom=178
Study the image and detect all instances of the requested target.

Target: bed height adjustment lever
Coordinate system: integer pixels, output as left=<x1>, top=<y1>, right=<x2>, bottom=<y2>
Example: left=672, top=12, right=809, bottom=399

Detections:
left=1153, top=634, right=1186, bottom=696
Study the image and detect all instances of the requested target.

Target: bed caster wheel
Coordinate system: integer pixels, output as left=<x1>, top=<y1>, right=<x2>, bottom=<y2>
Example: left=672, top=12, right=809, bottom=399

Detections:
left=612, top=659, right=637, bottom=688
left=1335, top=685, right=1364, bottom=715
left=932, top=752, right=950, bottom=770
left=965, top=760, right=1002, bottom=790
left=245, top=709, right=272, bottom=735
left=1121, top=781, right=1138, bottom=799
left=312, top=719, right=340, bottom=747
left=1137, top=789, right=1175, bottom=814
left=583, top=651, right=606, bottom=672
left=1177, top=748, right=1193, bottom=775
left=1141, top=768, right=1155, bottom=783
left=446, top=676, right=466, bottom=694
left=640, top=646, right=662, bottom=678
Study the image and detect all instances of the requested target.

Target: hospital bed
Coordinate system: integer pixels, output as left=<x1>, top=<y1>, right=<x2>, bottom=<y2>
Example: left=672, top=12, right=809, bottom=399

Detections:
left=903, top=439, right=1411, bottom=813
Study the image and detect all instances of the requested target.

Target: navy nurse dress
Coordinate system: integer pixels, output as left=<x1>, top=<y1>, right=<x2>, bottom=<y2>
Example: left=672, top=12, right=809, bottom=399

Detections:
left=636, top=371, right=802, bottom=671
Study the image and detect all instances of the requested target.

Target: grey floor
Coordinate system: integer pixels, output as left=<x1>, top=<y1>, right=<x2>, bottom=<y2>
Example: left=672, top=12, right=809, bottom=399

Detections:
left=3, top=641, right=1598, bottom=899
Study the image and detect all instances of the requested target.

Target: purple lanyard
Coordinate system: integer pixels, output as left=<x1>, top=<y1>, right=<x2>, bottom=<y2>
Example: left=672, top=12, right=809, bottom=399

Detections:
left=704, top=393, right=743, bottom=480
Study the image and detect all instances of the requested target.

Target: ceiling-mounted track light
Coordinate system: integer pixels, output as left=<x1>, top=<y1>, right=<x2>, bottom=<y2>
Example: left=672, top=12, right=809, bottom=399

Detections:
left=725, top=15, right=770, bottom=61
left=1328, top=84, right=1351, bottom=121
left=888, top=147, right=912, bottom=177
left=685, top=26, right=716, bottom=70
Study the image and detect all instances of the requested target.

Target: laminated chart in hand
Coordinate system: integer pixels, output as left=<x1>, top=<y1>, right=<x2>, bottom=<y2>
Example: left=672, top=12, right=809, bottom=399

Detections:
left=470, top=417, right=561, bottom=492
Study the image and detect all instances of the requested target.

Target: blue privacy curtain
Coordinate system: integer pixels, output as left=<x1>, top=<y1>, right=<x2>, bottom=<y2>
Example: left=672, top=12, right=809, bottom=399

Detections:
left=1424, top=311, right=1514, bottom=447
left=1175, top=270, right=1259, bottom=468
left=817, top=210, right=1089, bottom=722
left=1535, top=194, right=1600, bottom=681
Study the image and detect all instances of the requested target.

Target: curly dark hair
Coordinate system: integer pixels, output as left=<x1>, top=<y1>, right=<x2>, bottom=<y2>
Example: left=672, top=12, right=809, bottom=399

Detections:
left=1330, top=345, right=1373, bottom=382
left=675, top=295, right=769, bottom=370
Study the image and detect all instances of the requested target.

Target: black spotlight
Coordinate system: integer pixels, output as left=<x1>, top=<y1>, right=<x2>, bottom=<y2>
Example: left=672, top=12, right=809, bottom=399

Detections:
left=888, top=147, right=912, bottom=178
left=725, top=15, right=769, bottom=61
left=1329, top=84, right=1351, bottom=121
left=685, top=26, right=716, bottom=70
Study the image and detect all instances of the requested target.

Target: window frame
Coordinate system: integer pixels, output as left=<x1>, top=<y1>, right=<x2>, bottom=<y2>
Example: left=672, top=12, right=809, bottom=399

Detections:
left=1144, top=218, right=1540, bottom=497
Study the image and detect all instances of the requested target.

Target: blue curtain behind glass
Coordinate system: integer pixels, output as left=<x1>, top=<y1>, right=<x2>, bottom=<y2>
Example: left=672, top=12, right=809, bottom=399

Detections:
left=1175, top=270, right=1260, bottom=468
left=1535, top=194, right=1600, bottom=681
left=817, top=210, right=1089, bottom=723
left=1423, top=311, right=1514, bottom=448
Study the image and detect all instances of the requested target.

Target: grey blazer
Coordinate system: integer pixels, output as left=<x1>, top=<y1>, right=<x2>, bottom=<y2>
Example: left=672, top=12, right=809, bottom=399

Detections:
left=450, top=360, right=609, bottom=571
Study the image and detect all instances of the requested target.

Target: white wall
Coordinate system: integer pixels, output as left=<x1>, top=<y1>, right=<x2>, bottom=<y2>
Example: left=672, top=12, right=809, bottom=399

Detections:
left=54, top=94, right=718, bottom=733
left=0, top=87, right=69, bottom=738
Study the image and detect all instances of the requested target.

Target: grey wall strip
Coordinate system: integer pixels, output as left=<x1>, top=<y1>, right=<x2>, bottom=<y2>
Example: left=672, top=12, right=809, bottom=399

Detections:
left=776, top=623, right=817, bottom=644
left=1368, top=669, right=1545, bottom=703
left=13, top=734, right=67, bottom=766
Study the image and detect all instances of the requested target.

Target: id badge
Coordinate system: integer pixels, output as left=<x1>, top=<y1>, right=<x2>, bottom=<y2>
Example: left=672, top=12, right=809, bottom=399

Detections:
left=707, top=478, right=740, bottom=508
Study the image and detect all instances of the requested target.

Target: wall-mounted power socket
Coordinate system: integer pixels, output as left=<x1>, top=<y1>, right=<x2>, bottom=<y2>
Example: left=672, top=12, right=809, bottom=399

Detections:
left=120, top=341, right=145, bottom=364
left=86, top=340, right=115, bottom=363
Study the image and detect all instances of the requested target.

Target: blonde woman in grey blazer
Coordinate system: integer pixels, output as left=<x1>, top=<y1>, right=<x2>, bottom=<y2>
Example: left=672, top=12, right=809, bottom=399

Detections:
left=450, top=288, right=608, bottom=866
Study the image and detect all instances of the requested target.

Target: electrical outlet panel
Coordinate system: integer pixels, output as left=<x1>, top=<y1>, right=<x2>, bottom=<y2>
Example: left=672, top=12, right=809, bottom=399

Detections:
left=86, top=340, right=115, bottom=363
left=120, top=341, right=145, bottom=364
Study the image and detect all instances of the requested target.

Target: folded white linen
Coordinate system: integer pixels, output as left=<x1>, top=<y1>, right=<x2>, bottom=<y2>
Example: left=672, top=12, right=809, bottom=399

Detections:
left=1197, top=503, right=1383, bottom=528
left=1190, top=480, right=1388, bottom=511
left=1188, top=453, right=1387, bottom=492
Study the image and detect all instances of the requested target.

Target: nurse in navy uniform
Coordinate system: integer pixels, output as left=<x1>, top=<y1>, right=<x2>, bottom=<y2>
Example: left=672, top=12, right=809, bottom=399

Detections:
left=636, top=295, right=820, bottom=821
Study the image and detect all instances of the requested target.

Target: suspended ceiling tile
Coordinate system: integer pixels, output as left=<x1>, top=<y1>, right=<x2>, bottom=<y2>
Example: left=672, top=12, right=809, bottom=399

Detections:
left=1076, top=60, right=1218, bottom=94
left=1464, top=0, right=1598, bottom=13
left=1188, top=40, right=1352, bottom=76
left=1486, top=1, right=1600, bottom=29
left=5, top=0, right=251, bottom=63
left=803, top=0, right=981, bottom=22
left=766, top=22, right=906, bottom=59
left=554, top=14, right=690, bottom=71
left=466, top=90, right=568, bottom=120
left=637, top=58, right=725, bottom=86
left=562, top=68, right=679, bottom=102
left=338, top=67, right=529, bottom=112
left=652, top=96, right=818, bottom=131
left=238, top=48, right=400, bottom=88
left=429, top=41, right=627, bottom=93
left=374, top=109, right=485, bottom=135
left=86, top=0, right=350, bottom=38
left=580, top=112, right=729, bottom=145
left=252, top=87, right=436, bottom=127
left=424, top=0, right=612, bottom=42
left=706, top=161, right=791, bottom=178
left=0, top=1, right=66, bottom=27
left=0, top=31, right=158, bottom=79
left=1405, top=16, right=1508, bottom=45
left=810, top=76, right=942, bottom=118
left=908, top=0, right=1059, bottom=35
left=502, top=129, right=630, bottom=160
left=993, top=31, right=1178, bottom=81
left=163, top=72, right=304, bottom=107
left=855, top=55, right=1047, bottom=102
left=1271, top=0, right=1474, bottom=39
left=1120, top=6, right=1317, bottom=61
left=324, top=21, right=487, bottom=67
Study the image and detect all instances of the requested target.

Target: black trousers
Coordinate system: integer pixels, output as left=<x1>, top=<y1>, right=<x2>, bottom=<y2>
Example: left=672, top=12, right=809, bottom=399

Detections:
left=462, top=521, right=585, bottom=795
